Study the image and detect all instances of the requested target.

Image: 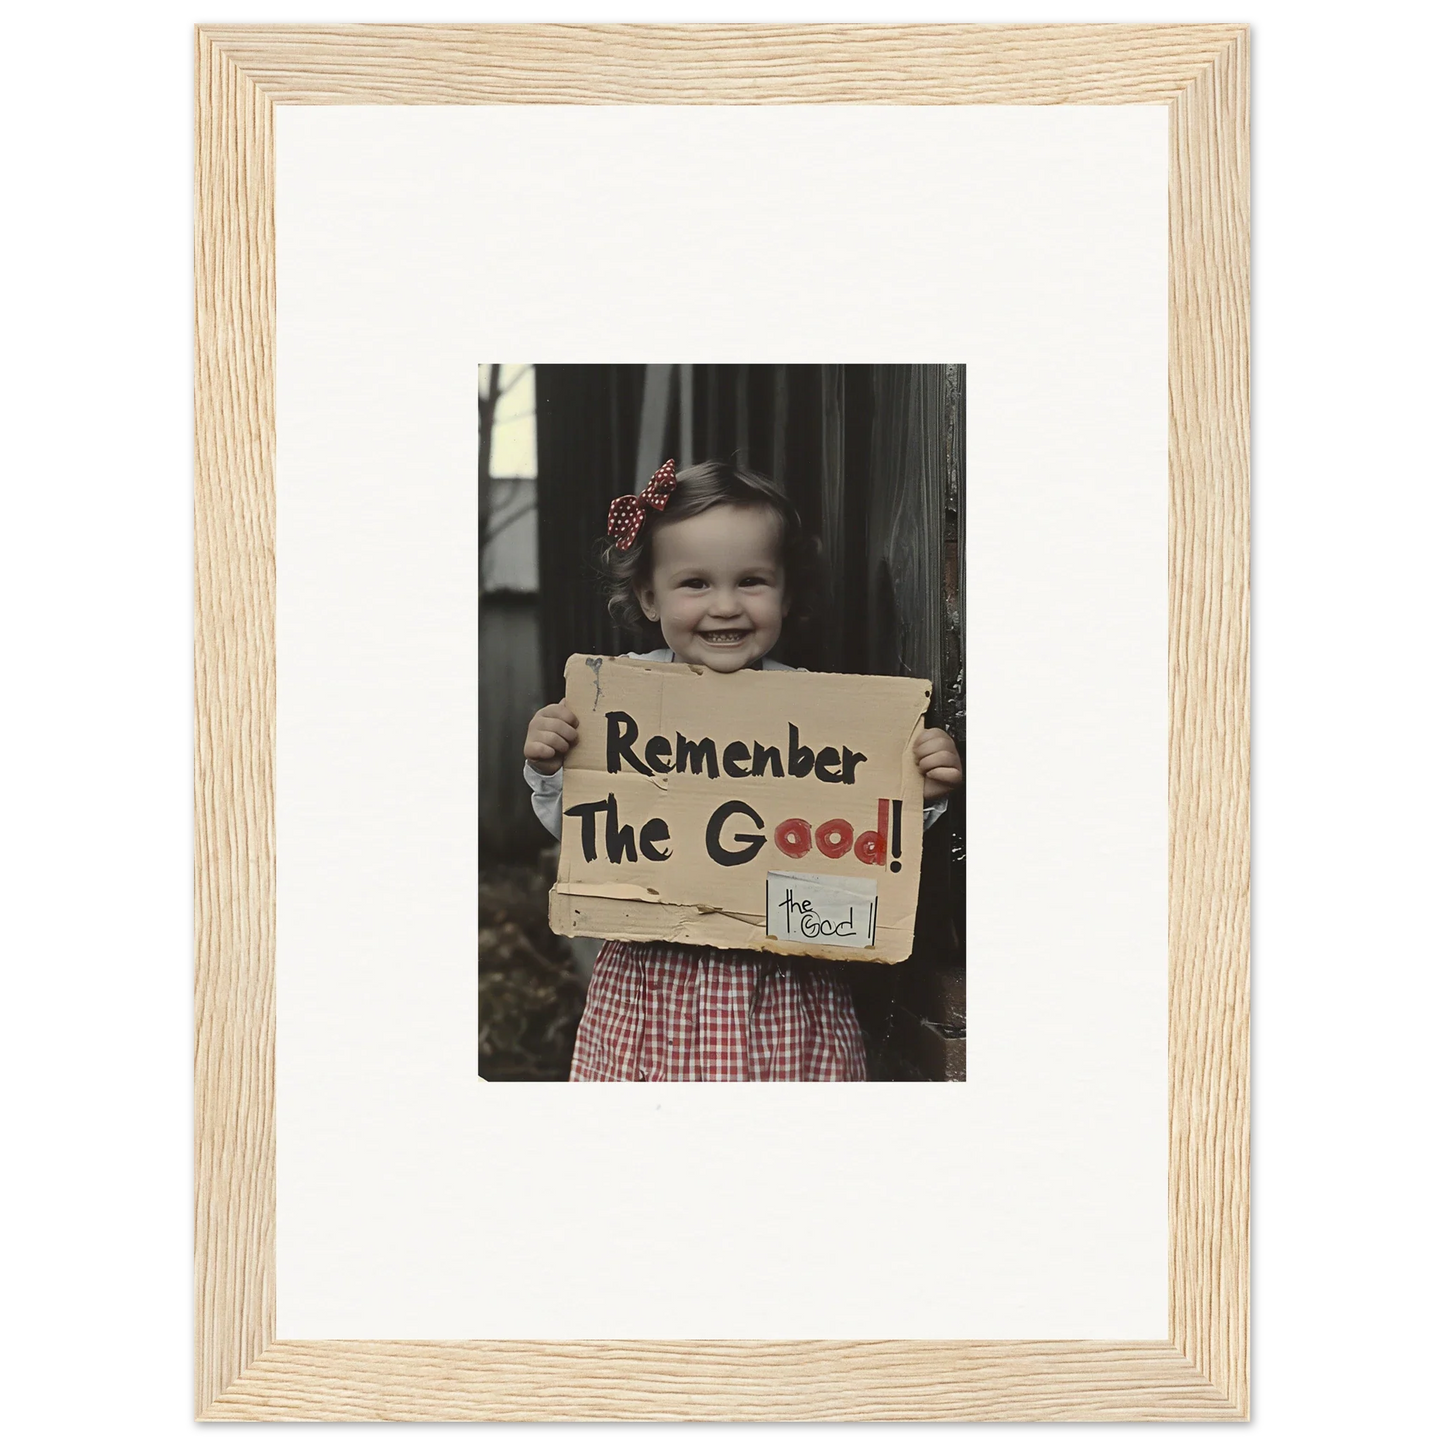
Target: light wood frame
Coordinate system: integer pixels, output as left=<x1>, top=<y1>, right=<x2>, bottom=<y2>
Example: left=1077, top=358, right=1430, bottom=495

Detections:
left=195, top=23, right=1249, bottom=1421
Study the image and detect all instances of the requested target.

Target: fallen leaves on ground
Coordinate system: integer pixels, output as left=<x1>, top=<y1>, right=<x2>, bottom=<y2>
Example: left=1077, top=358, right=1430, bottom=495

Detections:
left=478, top=851, right=584, bottom=1081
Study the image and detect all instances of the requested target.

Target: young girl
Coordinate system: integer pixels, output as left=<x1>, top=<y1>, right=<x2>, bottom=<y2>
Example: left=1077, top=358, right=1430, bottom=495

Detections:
left=523, top=459, right=962, bottom=1082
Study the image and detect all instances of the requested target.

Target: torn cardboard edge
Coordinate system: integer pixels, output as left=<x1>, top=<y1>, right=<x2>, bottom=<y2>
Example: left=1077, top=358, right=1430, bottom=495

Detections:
left=547, top=887, right=913, bottom=964
left=553, top=881, right=763, bottom=923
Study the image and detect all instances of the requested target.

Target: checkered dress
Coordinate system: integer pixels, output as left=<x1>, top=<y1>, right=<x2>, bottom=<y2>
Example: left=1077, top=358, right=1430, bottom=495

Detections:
left=570, top=940, right=868, bottom=1082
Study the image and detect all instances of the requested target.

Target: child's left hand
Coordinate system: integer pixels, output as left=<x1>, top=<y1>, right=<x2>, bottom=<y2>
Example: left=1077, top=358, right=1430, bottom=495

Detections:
left=914, top=728, right=962, bottom=802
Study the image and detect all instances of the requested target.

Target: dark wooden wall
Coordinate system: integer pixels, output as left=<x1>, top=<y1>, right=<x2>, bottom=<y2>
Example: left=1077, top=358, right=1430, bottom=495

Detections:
left=846, top=365, right=966, bottom=1080
left=533, top=366, right=645, bottom=697
left=478, top=597, right=545, bottom=858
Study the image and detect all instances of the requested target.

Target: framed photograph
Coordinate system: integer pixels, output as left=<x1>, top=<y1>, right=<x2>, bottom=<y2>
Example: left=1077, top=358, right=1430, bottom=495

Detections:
left=196, top=23, right=1248, bottom=1420
left=482, top=365, right=964, bottom=1081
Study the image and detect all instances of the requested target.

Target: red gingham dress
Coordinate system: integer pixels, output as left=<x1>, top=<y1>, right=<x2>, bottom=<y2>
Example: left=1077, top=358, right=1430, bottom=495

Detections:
left=570, top=940, right=867, bottom=1082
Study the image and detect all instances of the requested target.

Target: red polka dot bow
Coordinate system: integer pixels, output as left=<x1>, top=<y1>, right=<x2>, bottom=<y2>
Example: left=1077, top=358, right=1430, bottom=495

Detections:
left=606, top=458, right=678, bottom=550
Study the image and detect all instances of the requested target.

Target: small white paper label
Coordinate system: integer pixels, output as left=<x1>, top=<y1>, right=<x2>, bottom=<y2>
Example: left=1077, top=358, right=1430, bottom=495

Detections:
left=766, top=871, right=878, bottom=950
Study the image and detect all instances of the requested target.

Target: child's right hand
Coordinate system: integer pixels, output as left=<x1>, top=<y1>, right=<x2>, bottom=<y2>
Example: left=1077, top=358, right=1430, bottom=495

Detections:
left=524, top=702, right=579, bottom=776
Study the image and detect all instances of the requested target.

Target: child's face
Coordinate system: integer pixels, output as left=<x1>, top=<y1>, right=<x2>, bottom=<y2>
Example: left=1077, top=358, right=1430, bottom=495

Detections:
left=637, top=505, right=788, bottom=673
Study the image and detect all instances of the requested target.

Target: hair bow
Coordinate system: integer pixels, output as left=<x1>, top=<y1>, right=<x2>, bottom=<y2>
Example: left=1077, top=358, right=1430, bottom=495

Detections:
left=606, top=458, right=678, bottom=550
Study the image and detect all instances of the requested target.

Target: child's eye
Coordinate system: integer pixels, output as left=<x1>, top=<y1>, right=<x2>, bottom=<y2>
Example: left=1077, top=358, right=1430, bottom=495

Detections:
left=680, top=577, right=707, bottom=589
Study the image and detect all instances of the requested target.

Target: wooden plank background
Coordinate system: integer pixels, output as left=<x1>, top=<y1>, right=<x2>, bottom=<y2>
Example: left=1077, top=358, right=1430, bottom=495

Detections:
left=195, top=22, right=1249, bottom=1421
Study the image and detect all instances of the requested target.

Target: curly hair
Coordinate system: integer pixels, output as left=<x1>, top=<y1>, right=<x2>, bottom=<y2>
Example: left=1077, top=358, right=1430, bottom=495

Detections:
left=600, top=459, right=819, bottom=647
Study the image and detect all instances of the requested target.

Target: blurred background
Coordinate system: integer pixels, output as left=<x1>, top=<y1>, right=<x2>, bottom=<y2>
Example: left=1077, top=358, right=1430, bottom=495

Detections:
left=478, top=363, right=965, bottom=1081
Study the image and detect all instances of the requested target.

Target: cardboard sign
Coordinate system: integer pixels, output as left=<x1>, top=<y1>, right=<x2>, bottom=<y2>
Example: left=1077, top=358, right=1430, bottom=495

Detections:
left=548, top=654, right=932, bottom=963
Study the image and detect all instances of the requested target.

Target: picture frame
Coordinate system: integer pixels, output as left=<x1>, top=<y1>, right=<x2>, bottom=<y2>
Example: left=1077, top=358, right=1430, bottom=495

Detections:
left=195, top=22, right=1249, bottom=1421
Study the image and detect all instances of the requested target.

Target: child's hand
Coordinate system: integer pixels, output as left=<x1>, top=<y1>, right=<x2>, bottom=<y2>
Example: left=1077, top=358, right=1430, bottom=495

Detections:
left=524, top=702, right=579, bottom=776
left=914, top=728, right=962, bottom=802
